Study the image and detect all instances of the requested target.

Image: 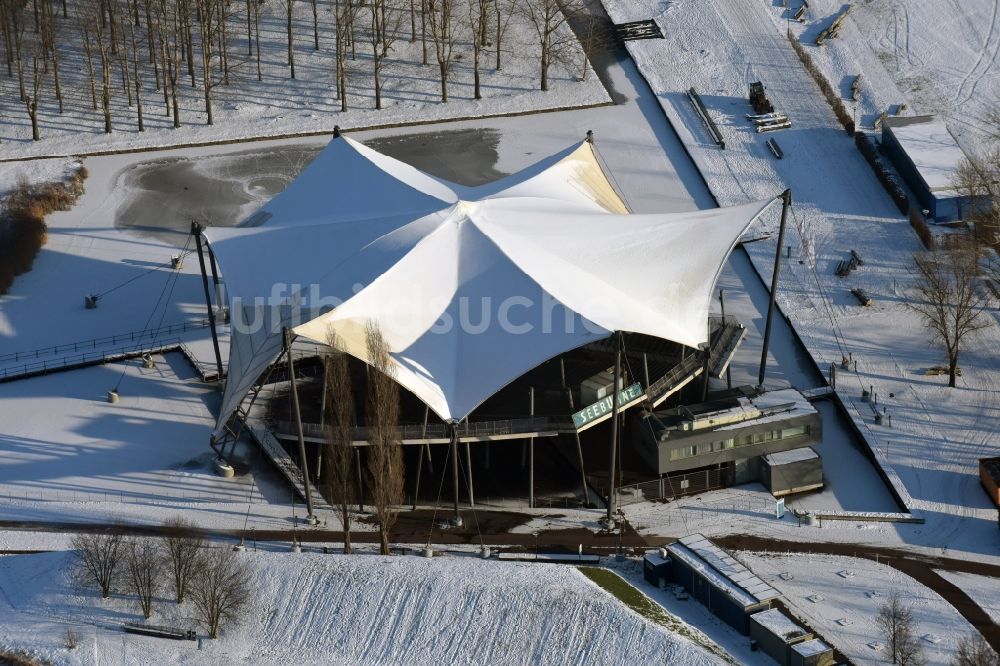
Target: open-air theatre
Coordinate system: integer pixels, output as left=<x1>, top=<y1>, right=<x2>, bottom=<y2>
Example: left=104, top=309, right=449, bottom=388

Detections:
left=194, top=129, right=782, bottom=525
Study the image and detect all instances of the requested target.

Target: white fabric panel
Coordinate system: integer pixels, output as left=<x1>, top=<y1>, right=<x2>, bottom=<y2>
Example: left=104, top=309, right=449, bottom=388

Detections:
left=209, top=134, right=776, bottom=432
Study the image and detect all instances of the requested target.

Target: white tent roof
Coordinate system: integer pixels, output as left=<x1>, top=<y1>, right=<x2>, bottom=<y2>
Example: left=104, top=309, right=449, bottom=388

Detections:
left=206, top=135, right=775, bottom=432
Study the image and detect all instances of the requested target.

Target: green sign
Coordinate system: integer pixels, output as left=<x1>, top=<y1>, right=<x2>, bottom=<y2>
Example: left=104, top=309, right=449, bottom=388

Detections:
left=572, top=382, right=644, bottom=431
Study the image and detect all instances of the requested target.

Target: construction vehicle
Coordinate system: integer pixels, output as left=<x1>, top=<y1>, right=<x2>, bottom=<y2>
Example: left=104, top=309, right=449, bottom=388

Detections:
left=749, top=81, right=774, bottom=115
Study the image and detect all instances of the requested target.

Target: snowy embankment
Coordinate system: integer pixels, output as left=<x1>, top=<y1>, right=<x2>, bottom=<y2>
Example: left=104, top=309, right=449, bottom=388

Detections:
left=789, top=0, right=1000, bottom=151
left=0, top=550, right=725, bottom=665
left=601, top=0, right=1000, bottom=561
left=739, top=552, right=976, bottom=666
left=0, top=1, right=608, bottom=160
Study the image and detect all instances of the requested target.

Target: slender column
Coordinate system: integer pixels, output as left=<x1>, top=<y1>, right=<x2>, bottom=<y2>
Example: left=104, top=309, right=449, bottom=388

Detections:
left=412, top=406, right=429, bottom=510
left=528, top=386, right=535, bottom=509
left=465, top=442, right=474, bottom=507
left=607, top=332, right=622, bottom=522
left=285, top=328, right=316, bottom=524
left=561, top=358, right=590, bottom=506
left=206, top=242, right=224, bottom=314
left=355, top=448, right=364, bottom=512
left=192, top=222, right=224, bottom=379
left=719, top=289, right=732, bottom=389
left=450, top=421, right=461, bottom=523
left=759, top=190, right=792, bottom=387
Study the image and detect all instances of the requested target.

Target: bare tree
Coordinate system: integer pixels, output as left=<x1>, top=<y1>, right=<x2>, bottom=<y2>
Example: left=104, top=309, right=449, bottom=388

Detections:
left=323, top=331, right=356, bottom=554
left=334, top=0, right=359, bottom=110
left=465, top=0, right=488, bottom=99
left=369, top=0, right=402, bottom=109
left=285, top=0, right=295, bottom=78
left=72, top=530, right=124, bottom=599
left=909, top=237, right=992, bottom=387
left=520, top=0, right=580, bottom=91
left=426, top=0, right=456, bottom=101
left=23, top=54, right=40, bottom=140
left=952, top=632, right=998, bottom=666
left=877, top=591, right=924, bottom=666
left=127, top=5, right=144, bottom=130
left=189, top=547, right=251, bottom=639
left=196, top=0, right=217, bottom=124
left=125, top=536, right=162, bottom=619
left=492, top=0, right=513, bottom=70
left=365, top=322, right=404, bottom=556
left=163, top=516, right=205, bottom=603
left=955, top=148, right=1000, bottom=246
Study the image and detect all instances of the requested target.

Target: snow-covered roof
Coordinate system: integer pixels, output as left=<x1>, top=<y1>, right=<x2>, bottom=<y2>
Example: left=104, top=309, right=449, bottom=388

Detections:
left=713, top=388, right=817, bottom=432
left=764, top=447, right=819, bottom=466
left=750, top=608, right=810, bottom=641
left=668, top=534, right=781, bottom=607
left=884, top=116, right=967, bottom=194
left=791, top=638, right=832, bottom=657
left=206, top=135, right=775, bottom=431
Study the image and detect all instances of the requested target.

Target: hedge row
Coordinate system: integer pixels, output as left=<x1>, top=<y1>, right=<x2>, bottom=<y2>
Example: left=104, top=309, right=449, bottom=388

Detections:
left=0, top=167, right=87, bottom=295
left=787, top=30, right=855, bottom=136
left=909, top=206, right=935, bottom=250
left=854, top=131, right=909, bottom=214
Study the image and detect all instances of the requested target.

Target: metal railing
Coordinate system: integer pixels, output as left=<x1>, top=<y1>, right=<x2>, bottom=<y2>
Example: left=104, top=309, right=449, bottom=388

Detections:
left=0, top=338, right=184, bottom=382
left=273, top=415, right=576, bottom=444
left=0, top=319, right=210, bottom=364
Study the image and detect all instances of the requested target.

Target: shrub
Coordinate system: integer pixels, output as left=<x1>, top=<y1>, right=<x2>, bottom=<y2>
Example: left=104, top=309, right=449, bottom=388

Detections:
left=0, top=166, right=87, bottom=295
left=909, top=206, right=934, bottom=250
left=63, top=628, right=80, bottom=650
left=787, top=30, right=855, bottom=135
left=855, top=131, right=910, bottom=214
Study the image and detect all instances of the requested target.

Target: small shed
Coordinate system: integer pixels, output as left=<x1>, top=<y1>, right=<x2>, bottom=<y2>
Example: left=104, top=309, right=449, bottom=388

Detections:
left=762, top=447, right=824, bottom=497
left=790, top=638, right=835, bottom=666
left=666, top=534, right=781, bottom=634
left=643, top=550, right=672, bottom=588
left=750, top=608, right=812, bottom=665
left=881, top=116, right=984, bottom=222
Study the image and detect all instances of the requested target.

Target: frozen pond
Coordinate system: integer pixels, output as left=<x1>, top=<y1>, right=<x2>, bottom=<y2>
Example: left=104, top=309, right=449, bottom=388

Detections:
left=114, top=128, right=506, bottom=245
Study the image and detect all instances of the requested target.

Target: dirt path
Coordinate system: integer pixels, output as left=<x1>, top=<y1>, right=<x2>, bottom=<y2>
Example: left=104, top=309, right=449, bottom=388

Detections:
left=715, top=534, right=1000, bottom=653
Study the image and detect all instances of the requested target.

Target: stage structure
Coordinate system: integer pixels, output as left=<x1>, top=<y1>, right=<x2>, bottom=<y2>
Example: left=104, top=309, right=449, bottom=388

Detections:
left=201, top=128, right=778, bottom=524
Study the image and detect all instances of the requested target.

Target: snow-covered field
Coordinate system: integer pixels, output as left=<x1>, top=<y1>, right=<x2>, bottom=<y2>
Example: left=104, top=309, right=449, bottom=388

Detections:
left=790, top=0, right=1000, bottom=150
left=0, top=550, right=724, bottom=665
left=739, top=552, right=976, bottom=666
left=0, top=0, right=608, bottom=159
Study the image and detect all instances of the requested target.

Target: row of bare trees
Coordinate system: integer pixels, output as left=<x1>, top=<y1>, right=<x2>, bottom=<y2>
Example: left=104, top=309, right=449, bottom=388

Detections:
left=1, top=0, right=597, bottom=141
left=322, top=323, right=404, bottom=556
left=70, top=518, right=250, bottom=639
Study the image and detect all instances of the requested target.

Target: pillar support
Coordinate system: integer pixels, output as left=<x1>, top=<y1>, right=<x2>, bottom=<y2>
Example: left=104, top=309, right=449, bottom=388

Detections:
left=285, top=327, right=317, bottom=525
left=759, top=189, right=791, bottom=387
left=606, top=331, right=622, bottom=523
left=192, top=222, right=224, bottom=380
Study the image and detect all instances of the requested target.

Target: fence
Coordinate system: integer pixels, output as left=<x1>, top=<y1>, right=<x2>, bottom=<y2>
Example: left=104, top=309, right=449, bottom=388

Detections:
left=0, top=339, right=184, bottom=382
left=613, top=466, right=733, bottom=506
left=0, top=319, right=210, bottom=364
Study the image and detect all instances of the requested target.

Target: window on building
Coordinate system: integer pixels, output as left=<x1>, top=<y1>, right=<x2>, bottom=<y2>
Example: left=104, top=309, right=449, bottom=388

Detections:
left=781, top=425, right=809, bottom=438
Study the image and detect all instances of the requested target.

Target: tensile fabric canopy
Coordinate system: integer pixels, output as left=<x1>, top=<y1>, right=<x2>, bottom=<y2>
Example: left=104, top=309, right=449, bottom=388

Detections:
left=205, top=134, right=775, bottom=434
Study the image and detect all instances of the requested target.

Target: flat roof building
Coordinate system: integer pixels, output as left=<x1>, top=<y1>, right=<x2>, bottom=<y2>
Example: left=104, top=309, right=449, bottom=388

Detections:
left=637, top=387, right=822, bottom=497
left=666, top=534, right=781, bottom=634
left=881, top=116, right=984, bottom=222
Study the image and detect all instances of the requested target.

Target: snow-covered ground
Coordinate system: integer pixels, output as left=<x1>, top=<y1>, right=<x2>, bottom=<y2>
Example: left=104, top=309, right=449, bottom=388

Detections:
left=789, top=0, right=1000, bottom=150
left=0, top=550, right=724, bottom=665
left=0, top=1, right=608, bottom=159
left=739, top=552, right=976, bottom=666
left=936, top=569, right=1000, bottom=625
left=602, top=0, right=1000, bottom=563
